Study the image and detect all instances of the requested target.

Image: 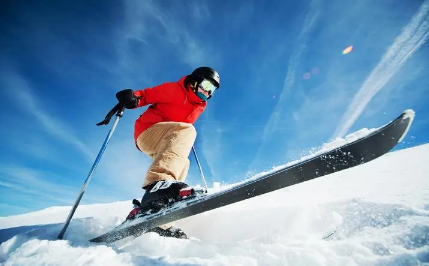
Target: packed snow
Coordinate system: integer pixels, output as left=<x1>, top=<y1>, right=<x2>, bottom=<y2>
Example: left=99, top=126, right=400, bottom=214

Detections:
left=1, top=142, right=428, bottom=265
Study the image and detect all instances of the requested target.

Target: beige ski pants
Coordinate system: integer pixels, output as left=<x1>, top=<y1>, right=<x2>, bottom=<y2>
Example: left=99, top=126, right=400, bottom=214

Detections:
left=136, top=122, right=196, bottom=188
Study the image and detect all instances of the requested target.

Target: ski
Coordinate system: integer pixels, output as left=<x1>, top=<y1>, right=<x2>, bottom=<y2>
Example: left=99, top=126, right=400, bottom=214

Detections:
left=90, top=109, right=415, bottom=243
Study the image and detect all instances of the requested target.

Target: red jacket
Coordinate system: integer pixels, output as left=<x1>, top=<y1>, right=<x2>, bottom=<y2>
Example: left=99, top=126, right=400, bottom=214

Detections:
left=132, top=75, right=207, bottom=143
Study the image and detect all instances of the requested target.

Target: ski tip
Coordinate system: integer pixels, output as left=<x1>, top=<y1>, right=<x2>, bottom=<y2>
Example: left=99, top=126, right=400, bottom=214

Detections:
left=402, top=109, right=415, bottom=121
left=398, top=109, right=415, bottom=143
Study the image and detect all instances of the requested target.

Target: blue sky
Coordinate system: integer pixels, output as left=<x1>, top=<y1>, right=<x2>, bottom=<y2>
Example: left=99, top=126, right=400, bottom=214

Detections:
left=1, top=0, right=428, bottom=217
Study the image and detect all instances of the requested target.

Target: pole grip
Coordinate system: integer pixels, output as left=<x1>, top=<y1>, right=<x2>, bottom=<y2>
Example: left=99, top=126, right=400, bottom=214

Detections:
left=96, top=103, right=124, bottom=126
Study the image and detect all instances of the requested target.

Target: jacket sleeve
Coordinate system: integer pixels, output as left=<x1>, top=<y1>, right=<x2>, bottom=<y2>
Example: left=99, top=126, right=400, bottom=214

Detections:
left=133, top=83, right=175, bottom=108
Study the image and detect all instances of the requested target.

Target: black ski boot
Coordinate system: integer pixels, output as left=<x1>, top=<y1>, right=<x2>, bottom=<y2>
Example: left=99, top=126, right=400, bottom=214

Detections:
left=139, top=180, right=202, bottom=213
left=124, top=180, right=202, bottom=237
left=139, top=180, right=202, bottom=239
left=124, top=180, right=201, bottom=220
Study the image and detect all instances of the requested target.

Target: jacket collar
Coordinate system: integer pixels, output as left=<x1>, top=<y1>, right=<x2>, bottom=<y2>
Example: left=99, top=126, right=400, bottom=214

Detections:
left=178, top=75, right=207, bottom=105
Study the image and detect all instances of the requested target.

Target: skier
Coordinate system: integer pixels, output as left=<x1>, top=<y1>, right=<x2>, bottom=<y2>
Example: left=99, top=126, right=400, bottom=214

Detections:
left=115, top=67, right=220, bottom=239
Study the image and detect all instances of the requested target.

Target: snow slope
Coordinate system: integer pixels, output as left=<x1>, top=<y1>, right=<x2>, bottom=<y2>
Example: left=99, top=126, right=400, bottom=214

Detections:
left=1, top=144, right=429, bottom=266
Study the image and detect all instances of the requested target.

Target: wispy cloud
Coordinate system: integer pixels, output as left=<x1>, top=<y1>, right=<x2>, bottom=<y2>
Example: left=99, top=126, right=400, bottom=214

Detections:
left=199, top=123, right=226, bottom=182
left=0, top=165, right=77, bottom=204
left=0, top=164, right=121, bottom=213
left=262, top=0, right=321, bottom=136
left=248, top=0, right=322, bottom=169
left=0, top=203, right=31, bottom=215
left=0, top=180, right=69, bottom=205
left=2, top=73, right=94, bottom=159
left=333, top=0, right=429, bottom=138
left=121, top=1, right=218, bottom=69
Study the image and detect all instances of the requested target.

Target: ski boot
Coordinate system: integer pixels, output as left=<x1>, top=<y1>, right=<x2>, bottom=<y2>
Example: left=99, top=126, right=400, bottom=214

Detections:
left=139, top=180, right=205, bottom=214
left=124, top=180, right=204, bottom=238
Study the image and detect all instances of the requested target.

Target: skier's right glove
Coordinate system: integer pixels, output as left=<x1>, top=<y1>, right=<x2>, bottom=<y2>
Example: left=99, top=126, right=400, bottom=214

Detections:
left=116, top=89, right=140, bottom=109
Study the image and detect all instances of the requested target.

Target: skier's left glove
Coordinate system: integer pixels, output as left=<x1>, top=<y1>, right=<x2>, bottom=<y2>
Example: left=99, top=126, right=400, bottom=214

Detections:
left=116, top=89, right=140, bottom=109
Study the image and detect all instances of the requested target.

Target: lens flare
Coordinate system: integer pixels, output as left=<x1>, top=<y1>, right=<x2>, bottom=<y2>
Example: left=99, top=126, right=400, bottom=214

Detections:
left=342, top=45, right=353, bottom=54
left=303, top=73, right=311, bottom=80
left=311, top=67, right=319, bottom=74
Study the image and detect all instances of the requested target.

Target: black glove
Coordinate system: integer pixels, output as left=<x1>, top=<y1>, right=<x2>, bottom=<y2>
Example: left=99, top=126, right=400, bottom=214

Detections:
left=116, top=89, right=139, bottom=109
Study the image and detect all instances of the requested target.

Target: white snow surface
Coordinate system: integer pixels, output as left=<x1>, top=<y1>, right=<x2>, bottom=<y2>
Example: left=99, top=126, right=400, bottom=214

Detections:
left=1, top=143, right=429, bottom=266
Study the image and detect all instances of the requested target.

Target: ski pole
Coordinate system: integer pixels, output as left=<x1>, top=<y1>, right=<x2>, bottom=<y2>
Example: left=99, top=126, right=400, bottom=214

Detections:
left=192, top=146, right=208, bottom=193
left=57, top=104, right=125, bottom=240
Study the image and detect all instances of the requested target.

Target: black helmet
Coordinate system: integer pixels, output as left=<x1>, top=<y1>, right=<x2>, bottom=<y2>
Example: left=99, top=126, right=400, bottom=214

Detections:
left=190, top=67, right=220, bottom=88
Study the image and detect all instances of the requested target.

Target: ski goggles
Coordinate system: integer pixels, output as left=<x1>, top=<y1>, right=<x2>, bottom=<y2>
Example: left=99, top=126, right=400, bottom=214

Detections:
left=198, top=79, right=218, bottom=95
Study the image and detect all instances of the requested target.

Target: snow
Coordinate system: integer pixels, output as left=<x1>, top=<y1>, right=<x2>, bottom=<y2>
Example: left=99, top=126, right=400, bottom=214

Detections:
left=1, top=143, right=429, bottom=266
